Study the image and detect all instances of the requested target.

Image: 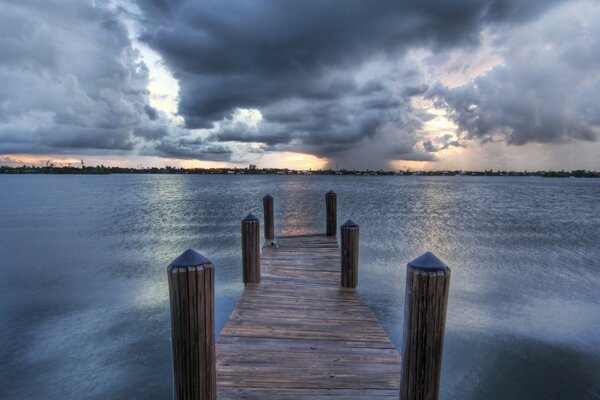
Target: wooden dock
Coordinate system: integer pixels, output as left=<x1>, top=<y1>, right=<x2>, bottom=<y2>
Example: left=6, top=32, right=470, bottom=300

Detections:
left=216, top=233, right=401, bottom=399
left=166, top=192, right=451, bottom=400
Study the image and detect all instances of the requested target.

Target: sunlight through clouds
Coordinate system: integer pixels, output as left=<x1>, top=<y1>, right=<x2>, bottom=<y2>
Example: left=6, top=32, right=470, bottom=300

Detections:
left=102, top=0, right=182, bottom=123
left=1, top=0, right=599, bottom=170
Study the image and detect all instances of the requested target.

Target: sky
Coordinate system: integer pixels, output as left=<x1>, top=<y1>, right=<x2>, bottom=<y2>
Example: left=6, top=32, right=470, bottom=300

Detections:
left=1, top=0, right=599, bottom=171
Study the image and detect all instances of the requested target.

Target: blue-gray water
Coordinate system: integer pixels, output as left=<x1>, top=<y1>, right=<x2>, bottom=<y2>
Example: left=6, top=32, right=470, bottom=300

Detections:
left=1, top=175, right=599, bottom=399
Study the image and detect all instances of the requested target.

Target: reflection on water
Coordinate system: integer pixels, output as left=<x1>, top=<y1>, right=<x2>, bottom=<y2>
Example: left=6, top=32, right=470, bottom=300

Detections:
left=277, top=179, right=317, bottom=235
left=0, top=175, right=599, bottom=399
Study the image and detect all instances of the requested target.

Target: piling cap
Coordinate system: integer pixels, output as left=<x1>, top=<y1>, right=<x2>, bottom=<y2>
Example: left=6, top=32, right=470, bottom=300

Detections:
left=326, top=190, right=336, bottom=195
left=263, top=194, right=273, bottom=199
left=243, top=213, right=259, bottom=221
left=169, top=249, right=212, bottom=269
left=341, top=219, right=358, bottom=228
left=408, top=251, right=448, bottom=272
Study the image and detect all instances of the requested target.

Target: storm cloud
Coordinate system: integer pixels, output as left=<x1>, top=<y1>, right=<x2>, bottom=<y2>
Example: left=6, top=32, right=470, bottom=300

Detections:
left=0, top=0, right=230, bottom=161
left=134, top=0, right=568, bottom=165
left=0, top=1, right=148, bottom=153
left=2, top=0, right=598, bottom=168
left=429, top=1, right=600, bottom=146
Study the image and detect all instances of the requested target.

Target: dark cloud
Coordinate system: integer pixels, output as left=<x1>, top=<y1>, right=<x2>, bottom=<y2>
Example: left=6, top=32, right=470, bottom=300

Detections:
left=392, top=145, right=438, bottom=162
left=3, top=0, right=590, bottom=168
left=428, top=2, right=600, bottom=146
left=0, top=1, right=178, bottom=156
left=144, top=105, right=159, bottom=121
left=423, top=134, right=464, bottom=153
left=148, top=137, right=232, bottom=160
left=203, top=79, right=406, bottom=158
left=423, top=140, right=438, bottom=153
left=135, top=0, right=566, bottom=165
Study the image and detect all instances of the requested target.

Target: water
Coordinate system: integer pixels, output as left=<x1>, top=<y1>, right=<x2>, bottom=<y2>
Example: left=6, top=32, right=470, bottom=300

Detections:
left=1, top=175, right=599, bottom=399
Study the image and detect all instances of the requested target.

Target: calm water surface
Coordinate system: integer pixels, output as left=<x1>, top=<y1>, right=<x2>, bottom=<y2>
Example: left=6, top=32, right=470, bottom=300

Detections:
left=1, top=175, right=599, bottom=399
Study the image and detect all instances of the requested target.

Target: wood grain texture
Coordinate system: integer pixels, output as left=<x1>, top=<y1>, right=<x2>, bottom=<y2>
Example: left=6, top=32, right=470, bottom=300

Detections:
left=168, top=264, right=216, bottom=400
left=217, top=233, right=401, bottom=399
left=341, top=222, right=359, bottom=288
left=263, top=194, right=274, bottom=240
left=325, top=191, right=337, bottom=236
left=242, top=215, right=261, bottom=284
left=400, top=265, right=450, bottom=400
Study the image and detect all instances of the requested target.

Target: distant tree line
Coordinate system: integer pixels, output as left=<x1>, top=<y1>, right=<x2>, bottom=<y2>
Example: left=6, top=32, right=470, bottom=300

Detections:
left=1, top=164, right=599, bottom=178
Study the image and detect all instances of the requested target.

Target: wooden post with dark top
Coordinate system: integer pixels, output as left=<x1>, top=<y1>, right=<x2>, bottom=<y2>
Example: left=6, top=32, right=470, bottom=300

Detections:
left=326, top=190, right=337, bottom=236
left=167, top=249, right=216, bottom=400
left=263, top=194, right=274, bottom=240
left=340, top=220, right=359, bottom=288
left=400, top=252, right=451, bottom=400
left=241, top=213, right=261, bottom=284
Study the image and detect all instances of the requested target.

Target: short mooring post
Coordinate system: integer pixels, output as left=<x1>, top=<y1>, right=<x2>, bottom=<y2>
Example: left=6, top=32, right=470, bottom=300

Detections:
left=167, top=249, right=216, bottom=400
left=326, top=190, right=337, bottom=236
left=263, top=194, right=274, bottom=240
left=400, top=252, right=451, bottom=400
left=241, top=213, right=260, bottom=284
left=340, top=220, right=359, bottom=288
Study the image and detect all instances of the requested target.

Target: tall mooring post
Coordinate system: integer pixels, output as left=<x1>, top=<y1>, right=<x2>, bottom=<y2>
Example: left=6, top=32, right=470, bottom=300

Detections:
left=263, top=194, right=274, bottom=241
left=400, top=251, right=451, bottom=400
left=241, top=213, right=261, bottom=284
left=167, top=249, right=216, bottom=400
left=326, top=190, right=337, bottom=236
left=340, top=220, right=359, bottom=288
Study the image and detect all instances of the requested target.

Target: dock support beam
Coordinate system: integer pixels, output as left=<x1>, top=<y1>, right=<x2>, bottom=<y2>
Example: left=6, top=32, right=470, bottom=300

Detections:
left=326, top=190, right=337, bottom=236
left=340, top=220, right=359, bottom=288
left=263, top=194, right=274, bottom=241
left=167, top=249, right=216, bottom=400
left=242, top=213, right=261, bottom=284
left=400, top=252, right=450, bottom=400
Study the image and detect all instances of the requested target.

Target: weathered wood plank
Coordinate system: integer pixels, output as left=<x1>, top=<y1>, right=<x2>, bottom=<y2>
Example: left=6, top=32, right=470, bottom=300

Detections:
left=218, top=388, right=400, bottom=399
left=216, top=233, right=401, bottom=398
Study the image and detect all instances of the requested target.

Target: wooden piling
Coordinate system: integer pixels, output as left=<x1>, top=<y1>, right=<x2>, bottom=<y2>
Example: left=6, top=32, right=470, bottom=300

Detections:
left=241, top=213, right=261, bottom=284
left=400, top=252, right=451, bottom=400
left=167, top=249, right=216, bottom=400
left=326, top=190, right=337, bottom=236
left=263, top=194, right=274, bottom=240
left=340, top=220, right=359, bottom=288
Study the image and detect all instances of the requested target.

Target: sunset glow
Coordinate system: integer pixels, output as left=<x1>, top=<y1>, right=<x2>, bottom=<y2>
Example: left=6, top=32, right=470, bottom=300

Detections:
left=257, top=152, right=328, bottom=170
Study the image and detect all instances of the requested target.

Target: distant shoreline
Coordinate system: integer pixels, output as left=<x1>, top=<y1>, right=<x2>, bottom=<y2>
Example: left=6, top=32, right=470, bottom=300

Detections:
left=1, top=166, right=599, bottom=178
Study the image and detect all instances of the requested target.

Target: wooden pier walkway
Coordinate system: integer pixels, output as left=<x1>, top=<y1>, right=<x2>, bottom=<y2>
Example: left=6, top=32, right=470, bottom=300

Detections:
left=166, top=192, right=451, bottom=400
left=216, top=233, right=401, bottom=399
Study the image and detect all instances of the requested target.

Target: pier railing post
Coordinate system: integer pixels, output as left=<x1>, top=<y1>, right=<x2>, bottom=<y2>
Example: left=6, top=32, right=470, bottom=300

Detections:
left=340, top=220, right=359, bottom=288
left=242, top=214, right=261, bottom=284
left=326, top=190, right=337, bottom=236
left=167, top=249, right=216, bottom=400
left=400, top=252, right=451, bottom=400
left=263, top=194, right=274, bottom=241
